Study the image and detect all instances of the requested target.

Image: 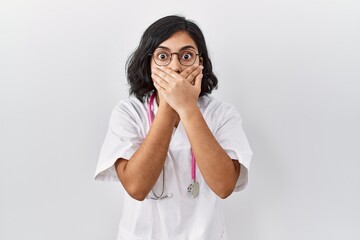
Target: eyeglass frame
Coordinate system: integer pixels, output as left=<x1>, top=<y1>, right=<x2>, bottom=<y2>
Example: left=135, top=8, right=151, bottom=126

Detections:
left=149, top=48, right=201, bottom=66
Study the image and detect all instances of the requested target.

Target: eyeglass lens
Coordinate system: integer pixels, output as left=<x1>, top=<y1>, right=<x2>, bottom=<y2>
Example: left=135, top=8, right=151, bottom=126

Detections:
left=153, top=49, right=198, bottom=66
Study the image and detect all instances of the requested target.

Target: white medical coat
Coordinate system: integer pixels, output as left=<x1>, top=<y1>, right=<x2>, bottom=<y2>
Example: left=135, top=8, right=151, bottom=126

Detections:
left=94, top=94, right=253, bottom=240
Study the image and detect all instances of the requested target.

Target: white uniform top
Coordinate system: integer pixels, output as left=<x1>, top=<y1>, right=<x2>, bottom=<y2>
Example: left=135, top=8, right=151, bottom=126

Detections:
left=94, top=94, right=253, bottom=240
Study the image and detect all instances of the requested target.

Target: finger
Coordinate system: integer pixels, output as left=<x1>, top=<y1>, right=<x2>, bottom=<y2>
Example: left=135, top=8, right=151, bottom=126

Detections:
left=186, top=66, right=203, bottom=83
left=152, top=68, right=171, bottom=83
left=180, top=64, right=199, bottom=79
left=153, top=80, right=167, bottom=96
left=157, top=66, right=181, bottom=80
left=152, top=73, right=168, bottom=90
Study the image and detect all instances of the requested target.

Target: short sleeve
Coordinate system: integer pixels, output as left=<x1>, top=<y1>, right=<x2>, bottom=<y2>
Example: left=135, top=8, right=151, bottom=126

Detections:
left=94, top=100, right=143, bottom=182
left=214, top=104, right=253, bottom=192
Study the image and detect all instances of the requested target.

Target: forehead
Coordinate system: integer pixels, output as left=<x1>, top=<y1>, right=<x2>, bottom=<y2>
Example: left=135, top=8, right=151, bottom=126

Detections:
left=158, top=31, right=198, bottom=51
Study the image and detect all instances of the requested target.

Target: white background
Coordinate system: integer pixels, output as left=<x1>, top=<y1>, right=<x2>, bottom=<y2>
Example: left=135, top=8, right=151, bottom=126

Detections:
left=1, top=0, right=359, bottom=239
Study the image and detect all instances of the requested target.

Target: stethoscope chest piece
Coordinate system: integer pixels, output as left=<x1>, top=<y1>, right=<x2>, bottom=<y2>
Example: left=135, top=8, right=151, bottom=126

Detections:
left=187, top=180, right=199, bottom=198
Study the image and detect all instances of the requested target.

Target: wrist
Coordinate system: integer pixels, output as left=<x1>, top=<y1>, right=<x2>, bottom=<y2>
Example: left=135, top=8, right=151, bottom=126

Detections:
left=178, top=102, right=199, bottom=119
left=158, top=103, right=178, bottom=121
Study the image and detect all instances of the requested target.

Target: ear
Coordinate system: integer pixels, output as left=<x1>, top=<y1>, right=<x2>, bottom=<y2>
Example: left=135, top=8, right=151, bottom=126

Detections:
left=199, top=57, right=203, bottom=66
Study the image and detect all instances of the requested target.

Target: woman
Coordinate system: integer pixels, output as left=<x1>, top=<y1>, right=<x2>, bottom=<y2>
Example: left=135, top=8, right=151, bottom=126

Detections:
left=95, top=15, right=253, bottom=240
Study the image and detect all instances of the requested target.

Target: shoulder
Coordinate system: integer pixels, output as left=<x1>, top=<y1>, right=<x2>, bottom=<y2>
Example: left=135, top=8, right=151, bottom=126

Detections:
left=111, top=96, right=148, bottom=120
left=108, top=96, right=149, bottom=128
left=114, top=96, right=145, bottom=112
left=199, top=95, right=242, bottom=121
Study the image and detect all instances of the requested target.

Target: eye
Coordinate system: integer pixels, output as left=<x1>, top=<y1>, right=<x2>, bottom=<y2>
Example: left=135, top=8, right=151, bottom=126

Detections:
left=156, top=52, right=169, bottom=60
left=181, top=52, right=193, bottom=61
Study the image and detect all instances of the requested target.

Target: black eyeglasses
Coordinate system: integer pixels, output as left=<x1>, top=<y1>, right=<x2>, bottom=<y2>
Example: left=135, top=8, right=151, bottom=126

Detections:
left=149, top=48, right=200, bottom=66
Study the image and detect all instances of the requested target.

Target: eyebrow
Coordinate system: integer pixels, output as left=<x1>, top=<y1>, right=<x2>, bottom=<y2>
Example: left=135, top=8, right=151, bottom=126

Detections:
left=156, top=45, right=197, bottom=52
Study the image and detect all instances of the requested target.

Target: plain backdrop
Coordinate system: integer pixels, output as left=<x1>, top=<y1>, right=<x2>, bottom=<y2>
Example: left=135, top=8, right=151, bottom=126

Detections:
left=1, top=0, right=359, bottom=239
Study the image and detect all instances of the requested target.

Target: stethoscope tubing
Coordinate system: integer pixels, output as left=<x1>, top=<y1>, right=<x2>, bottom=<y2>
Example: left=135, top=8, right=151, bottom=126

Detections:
left=147, top=92, right=197, bottom=200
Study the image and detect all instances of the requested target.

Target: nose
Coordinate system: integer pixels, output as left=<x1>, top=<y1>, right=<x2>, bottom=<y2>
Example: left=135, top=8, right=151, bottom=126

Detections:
left=167, top=54, right=182, bottom=73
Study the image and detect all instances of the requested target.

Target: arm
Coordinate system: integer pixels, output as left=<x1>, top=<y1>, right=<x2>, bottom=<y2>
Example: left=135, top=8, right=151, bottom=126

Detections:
left=115, top=103, right=177, bottom=201
left=152, top=66, right=240, bottom=198
left=180, top=105, right=241, bottom=199
left=115, top=66, right=203, bottom=201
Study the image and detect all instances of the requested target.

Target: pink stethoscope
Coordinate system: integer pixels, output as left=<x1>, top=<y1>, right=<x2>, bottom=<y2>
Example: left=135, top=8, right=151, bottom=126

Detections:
left=147, top=92, right=199, bottom=200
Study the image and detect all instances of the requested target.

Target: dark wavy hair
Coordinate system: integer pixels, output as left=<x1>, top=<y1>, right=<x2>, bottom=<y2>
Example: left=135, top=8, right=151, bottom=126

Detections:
left=126, top=15, right=218, bottom=102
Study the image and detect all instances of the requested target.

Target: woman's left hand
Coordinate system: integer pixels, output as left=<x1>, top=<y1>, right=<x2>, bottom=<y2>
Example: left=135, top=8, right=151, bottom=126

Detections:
left=151, top=65, right=203, bottom=115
